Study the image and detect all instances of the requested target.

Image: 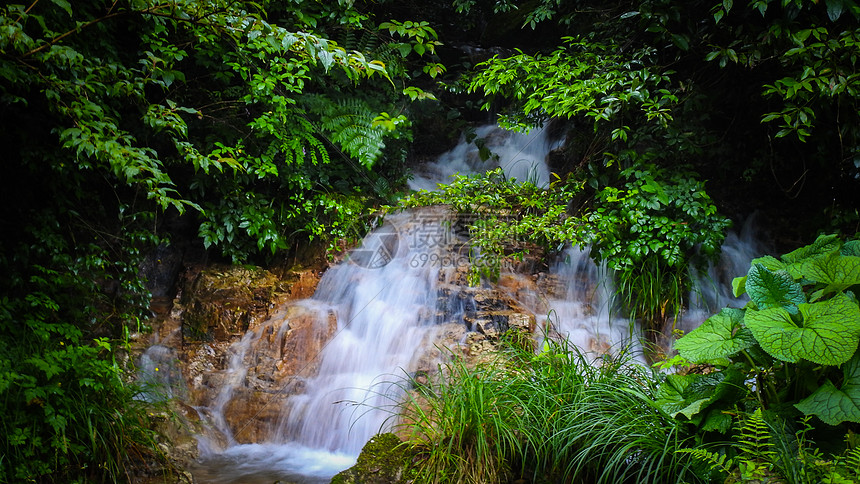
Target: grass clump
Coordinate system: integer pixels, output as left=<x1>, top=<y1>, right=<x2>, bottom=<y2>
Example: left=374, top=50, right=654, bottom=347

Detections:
left=393, top=339, right=703, bottom=483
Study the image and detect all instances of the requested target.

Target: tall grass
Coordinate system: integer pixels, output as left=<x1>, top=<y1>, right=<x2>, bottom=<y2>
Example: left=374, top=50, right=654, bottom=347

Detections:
left=393, top=339, right=704, bottom=483
left=615, top=257, right=687, bottom=336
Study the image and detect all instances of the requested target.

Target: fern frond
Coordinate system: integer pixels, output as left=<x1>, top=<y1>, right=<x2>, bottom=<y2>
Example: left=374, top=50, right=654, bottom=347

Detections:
left=842, top=446, right=860, bottom=477
left=303, top=95, right=388, bottom=168
left=676, top=447, right=733, bottom=474
left=738, top=408, right=776, bottom=462
left=278, top=112, right=329, bottom=166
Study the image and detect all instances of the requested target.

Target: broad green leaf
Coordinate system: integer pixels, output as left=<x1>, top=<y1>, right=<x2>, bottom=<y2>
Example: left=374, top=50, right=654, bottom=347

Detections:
left=842, top=240, right=860, bottom=257
left=655, top=369, right=744, bottom=419
left=800, top=253, right=860, bottom=296
left=795, top=353, right=860, bottom=425
left=675, top=308, right=755, bottom=363
left=745, top=263, right=805, bottom=310
left=749, top=255, right=785, bottom=271
left=781, top=234, right=840, bottom=263
left=701, top=410, right=733, bottom=433
left=655, top=373, right=712, bottom=418
left=744, top=293, right=860, bottom=365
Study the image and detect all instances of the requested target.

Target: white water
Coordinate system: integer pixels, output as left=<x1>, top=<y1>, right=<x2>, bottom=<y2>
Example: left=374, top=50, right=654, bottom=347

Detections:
left=409, top=124, right=561, bottom=190
left=273, top=208, right=457, bottom=455
left=539, top=246, right=643, bottom=359
left=188, top=124, right=761, bottom=482
left=194, top=208, right=463, bottom=482
left=137, top=344, right=185, bottom=402
left=681, top=215, right=765, bottom=331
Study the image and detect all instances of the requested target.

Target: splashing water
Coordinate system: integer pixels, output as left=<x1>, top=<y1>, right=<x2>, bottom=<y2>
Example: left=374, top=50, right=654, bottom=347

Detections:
left=539, top=246, right=643, bottom=358
left=193, top=207, right=463, bottom=481
left=409, top=124, right=561, bottom=190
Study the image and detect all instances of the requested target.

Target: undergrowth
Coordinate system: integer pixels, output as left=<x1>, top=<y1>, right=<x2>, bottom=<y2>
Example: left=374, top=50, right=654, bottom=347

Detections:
left=391, top=339, right=703, bottom=483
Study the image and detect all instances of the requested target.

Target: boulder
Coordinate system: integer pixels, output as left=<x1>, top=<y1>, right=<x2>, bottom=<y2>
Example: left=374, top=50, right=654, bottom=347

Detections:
left=331, top=433, right=414, bottom=484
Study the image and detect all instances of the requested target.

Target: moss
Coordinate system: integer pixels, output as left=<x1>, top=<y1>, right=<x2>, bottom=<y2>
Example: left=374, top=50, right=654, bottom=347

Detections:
left=331, top=433, right=413, bottom=484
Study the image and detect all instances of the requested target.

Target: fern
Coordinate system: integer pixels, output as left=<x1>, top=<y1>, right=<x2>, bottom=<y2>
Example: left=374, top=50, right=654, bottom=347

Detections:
left=844, top=447, right=860, bottom=473
left=273, top=114, right=327, bottom=166
left=339, top=28, right=408, bottom=77
left=735, top=408, right=776, bottom=480
left=738, top=409, right=776, bottom=461
left=341, top=28, right=381, bottom=53
left=676, top=447, right=733, bottom=474
left=302, top=94, right=388, bottom=168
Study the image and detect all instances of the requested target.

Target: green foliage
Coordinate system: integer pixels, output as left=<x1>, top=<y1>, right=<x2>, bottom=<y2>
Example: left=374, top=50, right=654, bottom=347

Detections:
left=392, top=341, right=701, bottom=483
left=665, top=233, right=860, bottom=481
left=456, top=0, right=859, bottom=240
left=0, top=212, right=164, bottom=481
left=468, top=39, right=677, bottom=132
left=400, top=168, right=588, bottom=284
left=0, top=0, right=438, bottom=480
left=401, top=159, right=729, bottom=330
left=589, top=163, right=730, bottom=329
left=681, top=412, right=860, bottom=484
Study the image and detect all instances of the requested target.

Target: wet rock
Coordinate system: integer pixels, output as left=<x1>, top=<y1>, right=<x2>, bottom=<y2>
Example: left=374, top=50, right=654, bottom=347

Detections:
left=139, top=243, right=184, bottom=315
left=331, top=433, right=414, bottom=484
left=199, top=304, right=339, bottom=444
left=181, top=265, right=287, bottom=341
left=127, top=401, right=202, bottom=484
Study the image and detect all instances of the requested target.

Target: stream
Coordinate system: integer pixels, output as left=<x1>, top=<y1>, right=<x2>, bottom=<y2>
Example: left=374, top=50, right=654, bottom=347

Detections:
left=142, top=125, right=759, bottom=483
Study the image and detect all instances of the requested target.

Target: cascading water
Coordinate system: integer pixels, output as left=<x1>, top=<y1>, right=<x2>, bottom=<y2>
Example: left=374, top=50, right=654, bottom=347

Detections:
left=538, top=246, right=643, bottom=358
left=192, top=207, right=466, bottom=483
left=681, top=215, right=766, bottom=331
left=182, top=123, right=762, bottom=482
left=409, top=124, right=560, bottom=190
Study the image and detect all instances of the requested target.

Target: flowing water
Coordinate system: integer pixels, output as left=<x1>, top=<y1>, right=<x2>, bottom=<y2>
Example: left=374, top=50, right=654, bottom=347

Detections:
left=409, top=123, right=560, bottom=190
left=181, top=124, right=761, bottom=482
left=192, top=207, right=468, bottom=483
left=539, top=246, right=644, bottom=359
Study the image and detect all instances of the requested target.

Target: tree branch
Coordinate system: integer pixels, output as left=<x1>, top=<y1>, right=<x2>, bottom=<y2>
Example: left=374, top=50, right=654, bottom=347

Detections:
left=21, top=3, right=180, bottom=59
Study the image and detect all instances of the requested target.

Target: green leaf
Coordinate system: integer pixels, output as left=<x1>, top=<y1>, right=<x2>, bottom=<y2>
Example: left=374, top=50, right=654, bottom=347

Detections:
left=51, top=0, right=73, bottom=16
left=842, top=240, right=860, bottom=257
left=672, top=34, right=690, bottom=51
left=782, top=234, right=841, bottom=263
left=800, top=253, right=860, bottom=293
left=701, top=411, right=733, bottom=433
left=675, top=308, right=756, bottom=363
left=732, top=276, right=746, bottom=297
left=745, top=263, right=806, bottom=310
left=655, top=369, right=745, bottom=419
left=749, top=255, right=785, bottom=271
left=795, top=353, right=860, bottom=425
left=655, top=373, right=712, bottom=418
left=825, top=0, right=845, bottom=21
left=744, top=292, right=860, bottom=365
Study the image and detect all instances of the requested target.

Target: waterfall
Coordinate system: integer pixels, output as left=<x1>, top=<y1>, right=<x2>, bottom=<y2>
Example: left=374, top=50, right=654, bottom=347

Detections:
left=409, top=124, right=561, bottom=190
left=681, top=215, right=765, bottom=332
left=193, top=207, right=465, bottom=483
left=539, top=246, right=643, bottom=358
left=184, top=124, right=760, bottom=482
left=273, top=208, right=459, bottom=454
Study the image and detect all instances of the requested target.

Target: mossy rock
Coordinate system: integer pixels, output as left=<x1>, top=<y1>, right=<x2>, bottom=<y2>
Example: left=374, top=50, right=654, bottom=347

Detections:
left=331, top=433, right=413, bottom=484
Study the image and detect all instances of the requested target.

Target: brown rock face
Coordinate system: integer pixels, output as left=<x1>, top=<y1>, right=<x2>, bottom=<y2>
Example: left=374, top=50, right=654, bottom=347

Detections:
left=181, top=265, right=287, bottom=341
left=223, top=304, right=339, bottom=442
